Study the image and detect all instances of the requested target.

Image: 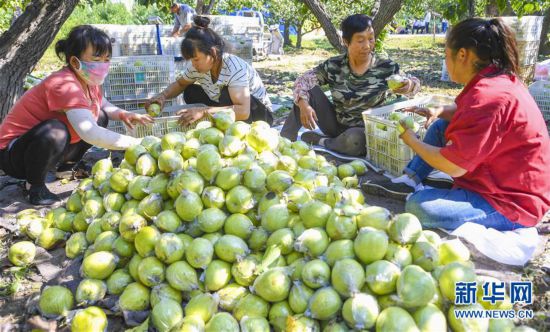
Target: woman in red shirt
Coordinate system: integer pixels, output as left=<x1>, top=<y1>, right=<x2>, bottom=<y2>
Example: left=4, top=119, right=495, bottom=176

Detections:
left=0, top=25, right=152, bottom=205
left=366, top=18, right=550, bottom=230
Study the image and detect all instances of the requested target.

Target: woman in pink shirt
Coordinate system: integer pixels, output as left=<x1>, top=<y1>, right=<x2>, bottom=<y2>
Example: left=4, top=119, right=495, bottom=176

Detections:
left=365, top=18, right=550, bottom=230
left=0, top=25, right=152, bottom=205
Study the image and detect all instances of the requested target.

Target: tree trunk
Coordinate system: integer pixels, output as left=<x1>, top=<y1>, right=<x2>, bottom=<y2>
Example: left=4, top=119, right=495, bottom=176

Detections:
left=485, top=0, right=499, bottom=17
left=539, top=7, right=550, bottom=55
left=0, top=0, right=79, bottom=121
left=195, top=0, right=205, bottom=14
left=371, top=0, right=404, bottom=39
left=296, top=22, right=304, bottom=49
left=303, top=0, right=403, bottom=52
left=283, top=21, right=292, bottom=47
left=302, top=0, right=345, bottom=53
left=502, top=0, right=515, bottom=15
left=203, top=0, right=216, bottom=15
left=468, top=0, right=476, bottom=18
left=485, top=0, right=515, bottom=16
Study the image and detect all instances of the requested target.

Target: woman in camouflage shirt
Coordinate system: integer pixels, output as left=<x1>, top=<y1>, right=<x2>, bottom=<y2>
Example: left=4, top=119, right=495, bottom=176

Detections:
left=280, top=14, right=420, bottom=156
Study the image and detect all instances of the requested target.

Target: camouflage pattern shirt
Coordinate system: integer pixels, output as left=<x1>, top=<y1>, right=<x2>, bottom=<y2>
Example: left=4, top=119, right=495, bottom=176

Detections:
left=294, top=53, right=407, bottom=127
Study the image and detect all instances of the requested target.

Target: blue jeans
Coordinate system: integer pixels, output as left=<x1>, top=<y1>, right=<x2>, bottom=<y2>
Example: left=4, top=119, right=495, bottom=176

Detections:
left=404, top=119, right=523, bottom=231
left=404, top=119, right=449, bottom=184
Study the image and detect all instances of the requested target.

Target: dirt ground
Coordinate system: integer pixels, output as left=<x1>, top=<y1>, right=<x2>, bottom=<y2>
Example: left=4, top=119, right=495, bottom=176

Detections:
left=0, top=145, right=548, bottom=331
left=1, top=34, right=549, bottom=331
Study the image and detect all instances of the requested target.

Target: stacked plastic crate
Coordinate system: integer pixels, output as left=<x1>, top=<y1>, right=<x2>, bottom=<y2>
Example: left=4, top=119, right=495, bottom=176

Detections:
left=160, top=37, right=184, bottom=58
left=499, top=16, right=544, bottom=82
left=206, top=15, right=259, bottom=61
left=119, top=25, right=158, bottom=56
left=224, top=36, right=254, bottom=64
left=103, top=55, right=182, bottom=134
left=95, top=23, right=254, bottom=63
left=93, top=24, right=168, bottom=57
left=529, top=81, right=550, bottom=136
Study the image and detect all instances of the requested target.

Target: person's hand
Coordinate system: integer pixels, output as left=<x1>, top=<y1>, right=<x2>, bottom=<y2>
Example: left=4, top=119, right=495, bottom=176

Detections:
left=120, top=112, right=154, bottom=130
left=145, top=93, right=167, bottom=111
left=182, top=24, right=192, bottom=33
left=398, top=125, right=417, bottom=145
left=177, top=107, right=208, bottom=125
left=403, top=105, right=441, bottom=128
left=391, top=78, right=412, bottom=95
left=299, top=102, right=318, bottom=130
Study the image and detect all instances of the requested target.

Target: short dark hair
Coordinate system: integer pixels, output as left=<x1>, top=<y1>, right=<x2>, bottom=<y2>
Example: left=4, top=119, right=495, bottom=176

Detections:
left=447, top=18, right=519, bottom=75
left=341, top=14, right=373, bottom=43
left=171, top=3, right=179, bottom=9
left=55, top=25, right=111, bottom=64
left=180, top=16, right=225, bottom=60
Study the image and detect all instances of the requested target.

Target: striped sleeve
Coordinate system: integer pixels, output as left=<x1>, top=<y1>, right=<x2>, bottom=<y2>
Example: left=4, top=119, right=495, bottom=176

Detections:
left=227, top=56, right=249, bottom=87
left=176, top=60, right=197, bottom=83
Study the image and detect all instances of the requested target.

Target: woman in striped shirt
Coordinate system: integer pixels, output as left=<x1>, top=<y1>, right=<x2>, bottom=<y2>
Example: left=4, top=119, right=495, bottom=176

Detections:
left=146, top=16, right=273, bottom=125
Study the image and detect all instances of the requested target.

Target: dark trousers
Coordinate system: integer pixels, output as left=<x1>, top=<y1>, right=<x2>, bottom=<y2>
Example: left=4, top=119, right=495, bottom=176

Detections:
left=0, top=110, right=108, bottom=186
left=183, top=84, right=273, bottom=125
left=280, top=86, right=366, bottom=156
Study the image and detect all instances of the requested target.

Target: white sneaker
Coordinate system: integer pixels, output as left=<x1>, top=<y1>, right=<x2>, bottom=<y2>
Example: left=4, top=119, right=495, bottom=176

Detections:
left=391, top=174, right=417, bottom=188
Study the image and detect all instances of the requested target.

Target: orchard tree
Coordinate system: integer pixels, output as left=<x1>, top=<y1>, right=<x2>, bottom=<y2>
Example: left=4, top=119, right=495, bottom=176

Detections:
left=264, top=0, right=318, bottom=49
left=303, top=0, right=405, bottom=52
left=195, top=0, right=218, bottom=14
left=0, top=0, right=79, bottom=121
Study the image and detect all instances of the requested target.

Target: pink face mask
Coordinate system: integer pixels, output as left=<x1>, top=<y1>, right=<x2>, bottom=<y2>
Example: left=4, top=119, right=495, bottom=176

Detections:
left=76, top=58, right=110, bottom=86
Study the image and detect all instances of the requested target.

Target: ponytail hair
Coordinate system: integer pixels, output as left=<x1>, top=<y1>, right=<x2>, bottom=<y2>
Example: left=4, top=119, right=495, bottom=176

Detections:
left=447, top=18, right=519, bottom=76
left=180, top=16, right=225, bottom=60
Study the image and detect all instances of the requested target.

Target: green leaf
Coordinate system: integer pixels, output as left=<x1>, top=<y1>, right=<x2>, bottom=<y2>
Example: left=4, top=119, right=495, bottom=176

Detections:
left=496, top=0, right=507, bottom=13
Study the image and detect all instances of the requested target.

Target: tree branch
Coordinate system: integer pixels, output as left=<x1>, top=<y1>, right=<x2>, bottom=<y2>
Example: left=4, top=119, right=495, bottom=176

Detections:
left=371, top=0, right=381, bottom=18
left=302, top=0, right=345, bottom=52
left=0, top=0, right=79, bottom=120
left=302, top=25, right=322, bottom=36
left=372, top=0, right=404, bottom=38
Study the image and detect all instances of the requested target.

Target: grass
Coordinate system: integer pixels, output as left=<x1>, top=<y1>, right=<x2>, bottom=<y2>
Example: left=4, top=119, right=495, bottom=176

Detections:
left=383, top=35, right=462, bottom=96
left=35, top=48, right=63, bottom=74
left=0, top=267, right=29, bottom=297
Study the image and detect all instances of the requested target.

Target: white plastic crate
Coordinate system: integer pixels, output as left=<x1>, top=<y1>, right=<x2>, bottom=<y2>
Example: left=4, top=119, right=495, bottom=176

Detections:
left=362, top=95, right=454, bottom=176
left=174, top=60, right=188, bottom=76
left=517, top=40, right=540, bottom=66
left=126, top=104, right=208, bottom=138
left=104, top=56, right=176, bottom=102
left=160, top=37, right=183, bottom=57
left=93, top=24, right=172, bottom=39
left=528, top=80, right=550, bottom=135
left=106, top=98, right=184, bottom=134
left=109, top=96, right=183, bottom=112
left=499, top=16, right=544, bottom=41
left=120, top=43, right=157, bottom=56
left=174, top=60, right=187, bottom=71
left=224, top=36, right=254, bottom=64
left=119, top=36, right=158, bottom=56
left=206, top=15, right=261, bottom=35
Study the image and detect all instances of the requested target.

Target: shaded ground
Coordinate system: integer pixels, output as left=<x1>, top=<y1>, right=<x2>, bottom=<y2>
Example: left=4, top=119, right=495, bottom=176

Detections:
left=1, top=147, right=548, bottom=331
left=1, top=35, right=549, bottom=331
